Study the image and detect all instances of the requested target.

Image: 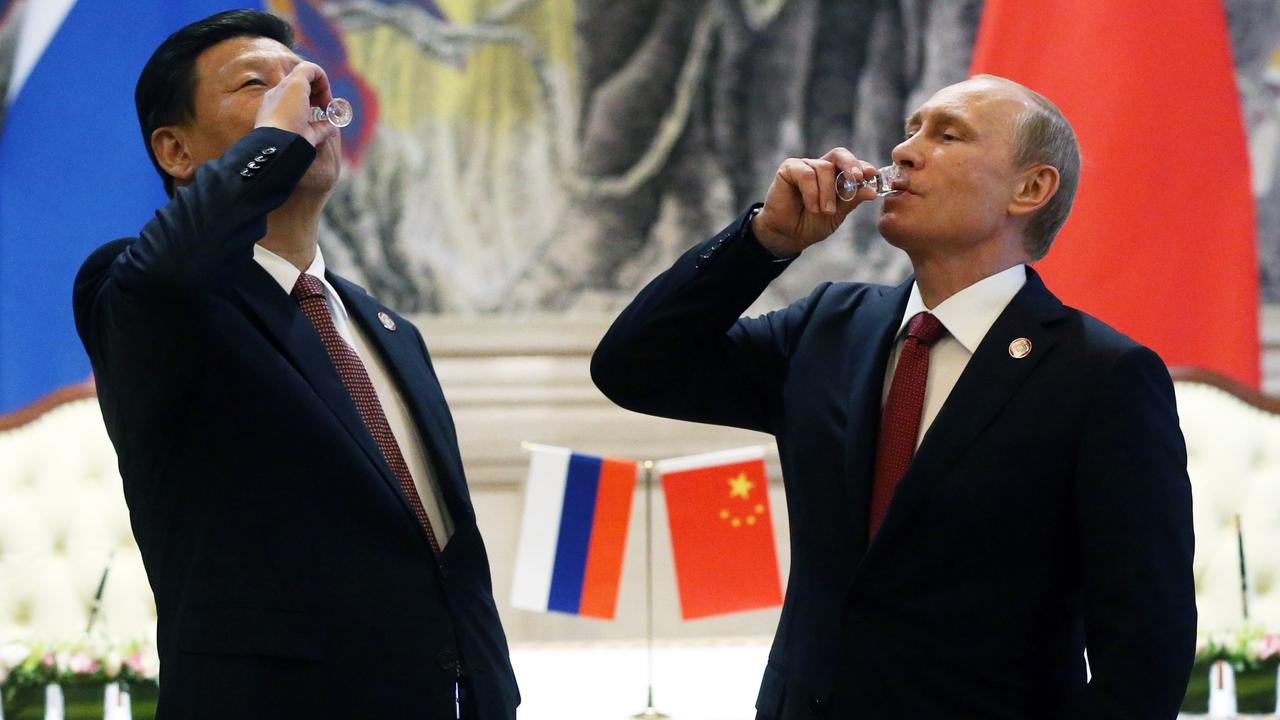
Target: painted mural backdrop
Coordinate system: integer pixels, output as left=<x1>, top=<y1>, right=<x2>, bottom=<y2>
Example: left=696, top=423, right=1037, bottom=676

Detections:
left=1, top=0, right=1278, bottom=409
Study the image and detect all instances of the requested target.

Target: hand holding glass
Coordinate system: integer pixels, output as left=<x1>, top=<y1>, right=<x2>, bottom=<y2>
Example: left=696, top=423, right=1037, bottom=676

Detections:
left=835, top=165, right=904, bottom=201
left=311, top=97, right=354, bottom=128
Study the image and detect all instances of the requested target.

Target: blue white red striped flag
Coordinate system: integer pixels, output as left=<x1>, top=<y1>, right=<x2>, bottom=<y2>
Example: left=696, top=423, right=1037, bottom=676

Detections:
left=511, top=445, right=637, bottom=619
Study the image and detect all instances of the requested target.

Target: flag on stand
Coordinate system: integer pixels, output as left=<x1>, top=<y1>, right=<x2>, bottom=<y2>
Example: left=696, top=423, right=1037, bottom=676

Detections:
left=970, top=0, right=1260, bottom=387
left=657, top=446, right=782, bottom=620
left=510, top=445, right=637, bottom=619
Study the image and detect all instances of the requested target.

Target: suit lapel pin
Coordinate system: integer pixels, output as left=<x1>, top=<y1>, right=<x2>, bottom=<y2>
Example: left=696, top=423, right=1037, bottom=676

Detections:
left=377, top=311, right=397, bottom=331
left=1008, top=337, right=1032, bottom=359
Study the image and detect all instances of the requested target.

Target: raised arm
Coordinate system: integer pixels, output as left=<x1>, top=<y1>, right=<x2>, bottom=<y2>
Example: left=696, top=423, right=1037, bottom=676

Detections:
left=100, top=61, right=334, bottom=296
left=592, top=147, right=881, bottom=433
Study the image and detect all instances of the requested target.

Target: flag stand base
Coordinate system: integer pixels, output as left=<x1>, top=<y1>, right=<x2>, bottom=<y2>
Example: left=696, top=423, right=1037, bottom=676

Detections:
left=630, top=706, right=671, bottom=719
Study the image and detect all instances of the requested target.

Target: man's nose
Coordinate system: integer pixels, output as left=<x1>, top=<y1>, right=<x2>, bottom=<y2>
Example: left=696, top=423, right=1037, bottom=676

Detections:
left=891, top=138, right=919, bottom=169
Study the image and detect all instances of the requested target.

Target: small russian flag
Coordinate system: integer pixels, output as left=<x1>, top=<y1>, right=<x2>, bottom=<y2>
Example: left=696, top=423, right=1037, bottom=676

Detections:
left=511, top=445, right=637, bottom=619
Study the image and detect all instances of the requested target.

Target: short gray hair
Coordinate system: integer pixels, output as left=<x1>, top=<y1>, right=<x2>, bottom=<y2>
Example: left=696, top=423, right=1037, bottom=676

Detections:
left=973, top=75, right=1081, bottom=260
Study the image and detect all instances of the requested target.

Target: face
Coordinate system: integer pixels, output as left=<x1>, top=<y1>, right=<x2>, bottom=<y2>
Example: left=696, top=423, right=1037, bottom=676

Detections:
left=160, top=35, right=341, bottom=195
left=878, top=78, right=1033, bottom=257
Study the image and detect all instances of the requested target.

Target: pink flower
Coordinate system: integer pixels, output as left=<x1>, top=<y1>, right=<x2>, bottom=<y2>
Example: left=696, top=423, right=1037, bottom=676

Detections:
left=1259, top=634, right=1280, bottom=660
left=125, top=650, right=147, bottom=675
left=68, top=651, right=100, bottom=675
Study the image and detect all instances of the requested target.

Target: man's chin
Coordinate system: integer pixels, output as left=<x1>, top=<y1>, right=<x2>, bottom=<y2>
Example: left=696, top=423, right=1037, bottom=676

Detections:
left=877, top=216, right=911, bottom=249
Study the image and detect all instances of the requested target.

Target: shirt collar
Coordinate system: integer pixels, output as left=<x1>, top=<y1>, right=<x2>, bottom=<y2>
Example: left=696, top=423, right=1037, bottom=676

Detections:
left=251, top=243, right=349, bottom=320
left=895, top=264, right=1027, bottom=353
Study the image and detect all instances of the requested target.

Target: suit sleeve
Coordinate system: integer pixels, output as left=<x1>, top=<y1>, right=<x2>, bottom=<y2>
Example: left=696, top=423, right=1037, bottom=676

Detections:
left=1064, top=345, right=1197, bottom=720
left=99, top=127, right=316, bottom=298
left=72, top=127, right=316, bottom=434
left=591, top=206, right=827, bottom=435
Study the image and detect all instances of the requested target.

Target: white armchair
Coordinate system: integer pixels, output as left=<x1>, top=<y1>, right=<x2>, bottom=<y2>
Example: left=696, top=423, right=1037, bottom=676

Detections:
left=1173, top=368, right=1280, bottom=635
left=0, top=383, right=155, bottom=650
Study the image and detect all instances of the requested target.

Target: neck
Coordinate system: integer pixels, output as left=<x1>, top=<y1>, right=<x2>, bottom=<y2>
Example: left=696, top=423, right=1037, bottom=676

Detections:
left=258, top=192, right=326, bottom=272
left=908, top=237, right=1028, bottom=309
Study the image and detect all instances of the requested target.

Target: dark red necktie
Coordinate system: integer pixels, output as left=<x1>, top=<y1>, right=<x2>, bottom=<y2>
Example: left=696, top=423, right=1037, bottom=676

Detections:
left=868, top=311, right=946, bottom=540
left=292, top=273, right=442, bottom=555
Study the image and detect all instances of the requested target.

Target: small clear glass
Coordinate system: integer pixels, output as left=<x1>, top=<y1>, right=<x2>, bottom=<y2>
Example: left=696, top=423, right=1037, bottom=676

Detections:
left=311, top=97, right=353, bottom=128
left=835, top=165, right=904, bottom=201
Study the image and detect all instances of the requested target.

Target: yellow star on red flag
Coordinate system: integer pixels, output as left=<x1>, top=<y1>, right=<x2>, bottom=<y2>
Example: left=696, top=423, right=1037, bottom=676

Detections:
left=727, top=472, right=754, bottom=499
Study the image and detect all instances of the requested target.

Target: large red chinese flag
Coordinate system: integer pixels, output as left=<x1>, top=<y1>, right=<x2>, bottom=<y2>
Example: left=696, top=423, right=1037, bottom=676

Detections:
left=659, top=447, right=783, bottom=620
left=971, top=1, right=1259, bottom=387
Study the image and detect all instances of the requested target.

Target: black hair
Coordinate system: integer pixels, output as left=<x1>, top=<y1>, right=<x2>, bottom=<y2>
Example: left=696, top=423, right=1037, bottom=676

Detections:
left=134, top=9, right=295, bottom=196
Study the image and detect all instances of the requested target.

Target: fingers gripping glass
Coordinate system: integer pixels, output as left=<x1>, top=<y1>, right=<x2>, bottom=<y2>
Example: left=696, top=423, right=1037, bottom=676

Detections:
left=835, top=165, right=904, bottom=201
left=311, top=97, right=354, bottom=128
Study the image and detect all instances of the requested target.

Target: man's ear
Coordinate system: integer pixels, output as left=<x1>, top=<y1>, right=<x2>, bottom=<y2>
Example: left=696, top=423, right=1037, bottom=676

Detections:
left=1008, top=164, right=1060, bottom=218
left=151, top=126, right=195, bottom=186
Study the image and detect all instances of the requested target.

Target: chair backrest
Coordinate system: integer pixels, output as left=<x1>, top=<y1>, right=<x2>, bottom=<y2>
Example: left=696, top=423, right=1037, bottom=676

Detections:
left=1173, top=368, right=1280, bottom=634
left=0, top=384, right=155, bottom=648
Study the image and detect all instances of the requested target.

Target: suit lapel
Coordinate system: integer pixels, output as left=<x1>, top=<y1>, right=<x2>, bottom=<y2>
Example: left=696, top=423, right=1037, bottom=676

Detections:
left=231, top=260, right=399, bottom=500
left=841, top=279, right=912, bottom=559
left=858, top=269, right=1068, bottom=569
left=329, top=274, right=475, bottom=525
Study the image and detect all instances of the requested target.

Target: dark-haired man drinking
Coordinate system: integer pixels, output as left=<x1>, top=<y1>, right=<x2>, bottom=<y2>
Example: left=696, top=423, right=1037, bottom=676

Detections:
left=73, top=10, right=517, bottom=718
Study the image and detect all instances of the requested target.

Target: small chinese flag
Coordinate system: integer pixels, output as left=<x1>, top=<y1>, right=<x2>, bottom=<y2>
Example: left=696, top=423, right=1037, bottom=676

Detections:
left=658, top=446, right=783, bottom=620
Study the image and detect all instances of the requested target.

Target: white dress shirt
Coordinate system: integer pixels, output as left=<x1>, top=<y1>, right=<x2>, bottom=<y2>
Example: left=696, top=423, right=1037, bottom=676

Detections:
left=882, top=264, right=1028, bottom=449
left=253, top=244, right=454, bottom=546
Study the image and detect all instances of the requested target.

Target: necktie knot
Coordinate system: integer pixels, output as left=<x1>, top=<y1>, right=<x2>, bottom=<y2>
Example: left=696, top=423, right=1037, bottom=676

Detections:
left=906, top=312, right=945, bottom=347
left=291, top=273, right=326, bottom=303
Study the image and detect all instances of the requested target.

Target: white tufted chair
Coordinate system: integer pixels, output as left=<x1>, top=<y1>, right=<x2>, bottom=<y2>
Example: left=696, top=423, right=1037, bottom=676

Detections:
left=0, top=383, right=155, bottom=649
left=1173, top=368, right=1280, bottom=635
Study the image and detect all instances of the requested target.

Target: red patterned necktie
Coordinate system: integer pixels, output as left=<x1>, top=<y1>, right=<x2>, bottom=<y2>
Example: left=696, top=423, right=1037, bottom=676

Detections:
left=868, top=311, right=946, bottom=540
left=292, top=273, right=442, bottom=555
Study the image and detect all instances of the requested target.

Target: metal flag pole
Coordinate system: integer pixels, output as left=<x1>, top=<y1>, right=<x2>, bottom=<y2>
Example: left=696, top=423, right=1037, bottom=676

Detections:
left=85, top=549, right=115, bottom=636
left=631, top=460, right=670, bottom=720
left=1236, top=513, right=1249, bottom=621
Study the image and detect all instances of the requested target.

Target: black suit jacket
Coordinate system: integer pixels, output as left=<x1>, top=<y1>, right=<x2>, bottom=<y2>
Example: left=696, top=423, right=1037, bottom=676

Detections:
left=73, top=127, right=518, bottom=719
left=591, top=208, right=1196, bottom=720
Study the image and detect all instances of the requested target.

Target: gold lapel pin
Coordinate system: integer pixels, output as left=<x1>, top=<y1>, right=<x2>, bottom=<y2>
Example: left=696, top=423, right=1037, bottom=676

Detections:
left=377, top=311, right=397, bottom=331
left=1008, top=337, right=1032, bottom=359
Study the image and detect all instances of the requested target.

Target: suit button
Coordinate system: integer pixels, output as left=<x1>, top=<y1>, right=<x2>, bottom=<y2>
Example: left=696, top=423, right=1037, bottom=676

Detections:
left=809, top=697, right=826, bottom=715
left=261, top=146, right=277, bottom=155
left=438, top=649, right=457, bottom=670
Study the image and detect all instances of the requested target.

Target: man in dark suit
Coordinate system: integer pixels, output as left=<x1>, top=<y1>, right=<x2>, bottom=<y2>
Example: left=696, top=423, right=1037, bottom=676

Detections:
left=592, top=75, right=1196, bottom=718
left=72, top=10, right=517, bottom=718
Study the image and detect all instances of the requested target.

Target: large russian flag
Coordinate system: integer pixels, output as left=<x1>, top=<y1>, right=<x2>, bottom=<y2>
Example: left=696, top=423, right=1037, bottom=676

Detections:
left=0, top=1, right=261, bottom=414
left=511, top=445, right=637, bottom=619
left=0, top=1, right=379, bottom=413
